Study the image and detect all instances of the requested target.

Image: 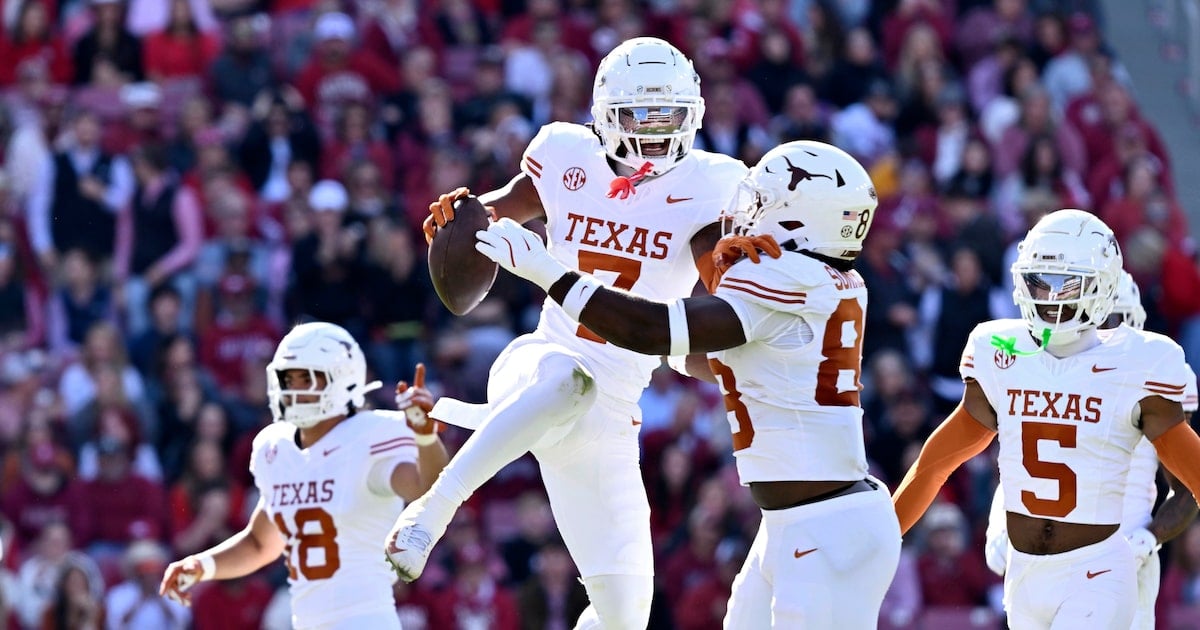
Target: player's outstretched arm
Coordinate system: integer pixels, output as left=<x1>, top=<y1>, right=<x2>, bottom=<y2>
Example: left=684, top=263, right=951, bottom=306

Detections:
left=892, top=380, right=998, bottom=535
left=159, top=501, right=285, bottom=605
left=476, top=218, right=747, bottom=355
left=1146, top=395, right=1200, bottom=508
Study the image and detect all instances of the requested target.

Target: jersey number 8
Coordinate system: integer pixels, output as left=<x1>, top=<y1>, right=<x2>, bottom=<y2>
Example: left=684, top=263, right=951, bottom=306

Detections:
left=712, top=298, right=865, bottom=452
left=274, top=507, right=341, bottom=581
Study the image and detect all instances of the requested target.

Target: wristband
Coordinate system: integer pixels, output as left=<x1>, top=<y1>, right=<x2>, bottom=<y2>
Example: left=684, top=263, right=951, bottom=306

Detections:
left=414, top=431, right=440, bottom=447
left=195, top=554, right=216, bottom=581
left=667, top=299, right=690, bottom=356
left=560, top=275, right=605, bottom=321
left=666, top=354, right=692, bottom=377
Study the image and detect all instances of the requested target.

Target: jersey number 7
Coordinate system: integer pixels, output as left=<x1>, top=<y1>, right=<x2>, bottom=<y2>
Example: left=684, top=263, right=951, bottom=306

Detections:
left=574, top=251, right=643, bottom=343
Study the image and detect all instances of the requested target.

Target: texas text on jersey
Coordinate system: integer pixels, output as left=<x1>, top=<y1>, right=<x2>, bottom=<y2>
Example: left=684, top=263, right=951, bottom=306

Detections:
left=521, top=120, right=746, bottom=404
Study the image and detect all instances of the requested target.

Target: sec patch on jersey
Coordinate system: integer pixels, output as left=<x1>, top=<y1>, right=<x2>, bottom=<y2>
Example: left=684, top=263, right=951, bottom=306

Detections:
left=429, top=195, right=498, bottom=316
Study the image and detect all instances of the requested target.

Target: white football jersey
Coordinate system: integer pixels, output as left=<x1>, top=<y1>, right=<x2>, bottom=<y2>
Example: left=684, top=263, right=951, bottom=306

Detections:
left=250, top=411, right=417, bottom=629
left=710, top=252, right=870, bottom=484
left=1119, top=360, right=1198, bottom=534
left=521, top=122, right=747, bottom=404
left=961, top=321, right=1192, bottom=525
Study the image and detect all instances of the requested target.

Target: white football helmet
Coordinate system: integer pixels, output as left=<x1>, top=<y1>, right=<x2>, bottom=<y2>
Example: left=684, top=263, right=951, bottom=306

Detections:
left=591, top=37, right=704, bottom=176
left=725, top=140, right=878, bottom=260
left=1110, top=270, right=1147, bottom=330
left=1011, top=209, right=1123, bottom=347
left=266, top=322, right=381, bottom=429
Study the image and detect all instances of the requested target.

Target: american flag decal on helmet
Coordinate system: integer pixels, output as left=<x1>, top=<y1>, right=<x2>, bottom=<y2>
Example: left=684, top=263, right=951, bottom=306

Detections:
left=842, top=210, right=860, bottom=221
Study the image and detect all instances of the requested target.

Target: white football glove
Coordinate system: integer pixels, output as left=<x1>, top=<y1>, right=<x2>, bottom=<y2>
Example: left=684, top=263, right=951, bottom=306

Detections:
left=983, top=527, right=1010, bottom=577
left=475, top=218, right=571, bottom=290
left=1126, top=527, right=1159, bottom=569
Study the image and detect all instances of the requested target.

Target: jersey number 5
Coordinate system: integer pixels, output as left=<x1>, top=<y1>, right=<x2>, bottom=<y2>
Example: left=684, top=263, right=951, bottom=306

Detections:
left=815, top=298, right=864, bottom=407
left=574, top=251, right=642, bottom=343
left=274, top=507, right=341, bottom=581
left=1021, top=422, right=1078, bottom=518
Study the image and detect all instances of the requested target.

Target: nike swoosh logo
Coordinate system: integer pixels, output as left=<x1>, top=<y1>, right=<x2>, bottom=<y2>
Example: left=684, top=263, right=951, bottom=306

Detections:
left=794, top=548, right=818, bottom=559
left=1086, top=569, right=1112, bottom=579
left=323, top=446, right=341, bottom=456
left=666, top=195, right=693, bottom=204
left=1092, top=365, right=1117, bottom=373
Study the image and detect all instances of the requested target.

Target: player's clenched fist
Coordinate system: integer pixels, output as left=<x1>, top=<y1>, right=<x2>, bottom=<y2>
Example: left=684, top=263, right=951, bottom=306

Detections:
left=395, top=363, right=443, bottom=444
left=159, top=555, right=213, bottom=606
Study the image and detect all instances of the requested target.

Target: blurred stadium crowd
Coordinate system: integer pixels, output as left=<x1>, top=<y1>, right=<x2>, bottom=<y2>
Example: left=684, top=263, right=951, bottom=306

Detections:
left=2, top=0, right=1200, bottom=628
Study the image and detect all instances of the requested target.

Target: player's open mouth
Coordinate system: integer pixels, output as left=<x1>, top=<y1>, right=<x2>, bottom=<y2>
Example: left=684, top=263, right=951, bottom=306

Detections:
left=639, top=140, right=669, bottom=156
left=1036, top=304, right=1077, bottom=323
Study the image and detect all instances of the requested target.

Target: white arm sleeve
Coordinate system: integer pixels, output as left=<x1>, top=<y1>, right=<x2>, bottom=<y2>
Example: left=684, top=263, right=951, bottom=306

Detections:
left=366, top=456, right=408, bottom=497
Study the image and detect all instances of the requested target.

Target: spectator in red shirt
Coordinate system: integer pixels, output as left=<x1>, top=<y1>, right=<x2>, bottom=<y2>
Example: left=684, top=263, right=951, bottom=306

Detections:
left=190, top=575, right=272, bottom=630
left=1086, top=122, right=1173, bottom=212
left=168, top=439, right=245, bottom=556
left=1079, top=82, right=1171, bottom=178
left=0, top=438, right=88, bottom=549
left=294, top=12, right=400, bottom=130
left=142, top=0, right=220, bottom=82
left=393, top=579, right=440, bottom=630
left=198, top=273, right=278, bottom=394
left=0, top=0, right=71, bottom=86
left=1100, top=156, right=1190, bottom=253
left=915, top=503, right=994, bottom=608
left=104, top=82, right=166, bottom=155
left=882, top=0, right=953, bottom=69
left=661, top=507, right=723, bottom=604
left=432, top=543, right=520, bottom=630
left=674, top=538, right=749, bottom=630
left=82, top=435, right=166, bottom=550
left=954, top=0, right=1035, bottom=70
left=319, top=101, right=395, bottom=190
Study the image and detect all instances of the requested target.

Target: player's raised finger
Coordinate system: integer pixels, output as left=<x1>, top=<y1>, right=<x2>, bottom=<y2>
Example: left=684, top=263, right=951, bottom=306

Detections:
left=413, top=363, right=425, bottom=389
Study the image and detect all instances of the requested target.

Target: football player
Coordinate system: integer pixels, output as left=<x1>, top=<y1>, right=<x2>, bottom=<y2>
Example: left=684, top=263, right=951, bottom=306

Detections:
left=160, top=323, right=447, bottom=630
left=472, top=140, right=901, bottom=628
left=386, top=37, right=747, bottom=629
left=982, top=270, right=1198, bottom=630
left=892, top=210, right=1200, bottom=629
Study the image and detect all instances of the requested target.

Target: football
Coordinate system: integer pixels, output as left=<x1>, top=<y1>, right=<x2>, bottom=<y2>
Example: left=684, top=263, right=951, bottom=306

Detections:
left=428, top=195, right=498, bottom=316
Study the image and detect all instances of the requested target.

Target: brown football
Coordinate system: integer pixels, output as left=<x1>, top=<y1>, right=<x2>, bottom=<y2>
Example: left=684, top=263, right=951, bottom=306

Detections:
left=428, top=195, right=498, bottom=316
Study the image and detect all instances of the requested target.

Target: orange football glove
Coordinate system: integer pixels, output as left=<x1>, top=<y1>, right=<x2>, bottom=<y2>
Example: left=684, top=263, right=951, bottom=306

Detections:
left=395, top=363, right=444, bottom=442
left=707, top=234, right=783, bottom=293
left=422, top=187, right=499, bottom=245
left=422, top=187, right=469, bottom=245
